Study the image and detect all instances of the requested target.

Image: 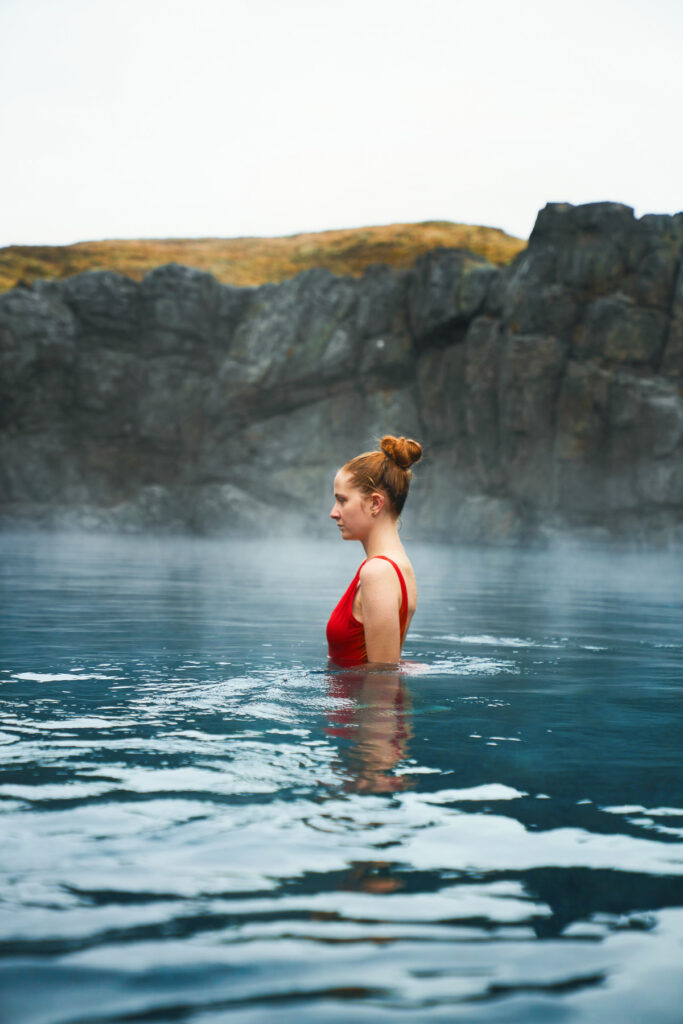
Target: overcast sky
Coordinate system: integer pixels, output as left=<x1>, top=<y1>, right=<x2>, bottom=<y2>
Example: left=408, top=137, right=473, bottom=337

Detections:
left=1, top=0, right=681, bottom=247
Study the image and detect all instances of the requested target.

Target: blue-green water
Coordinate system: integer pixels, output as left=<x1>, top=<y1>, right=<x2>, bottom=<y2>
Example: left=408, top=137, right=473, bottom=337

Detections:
left=1, top=533, right=682, bottom=1023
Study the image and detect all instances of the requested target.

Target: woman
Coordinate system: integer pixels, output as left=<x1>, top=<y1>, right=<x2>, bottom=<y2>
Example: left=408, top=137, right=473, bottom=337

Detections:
left=326, top=435, right=422, bottom=667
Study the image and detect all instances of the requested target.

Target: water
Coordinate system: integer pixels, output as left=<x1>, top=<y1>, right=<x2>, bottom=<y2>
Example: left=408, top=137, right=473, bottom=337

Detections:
left=1, top=533, right=682, bottom=1024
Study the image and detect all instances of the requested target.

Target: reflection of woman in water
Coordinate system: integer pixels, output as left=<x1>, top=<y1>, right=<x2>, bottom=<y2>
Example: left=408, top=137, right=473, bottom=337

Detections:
left=327, top=435, right=422, bottom=667
left=327, top=668, right=414, bottom=793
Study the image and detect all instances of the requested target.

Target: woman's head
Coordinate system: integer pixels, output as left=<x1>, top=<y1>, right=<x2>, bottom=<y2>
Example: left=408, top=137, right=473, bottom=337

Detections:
left=340, top=435, right=423, bottom=519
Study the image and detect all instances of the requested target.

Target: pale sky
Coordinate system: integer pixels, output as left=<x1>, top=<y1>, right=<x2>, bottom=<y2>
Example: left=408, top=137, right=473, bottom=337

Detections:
left=1, top=0, right=681, bottom=247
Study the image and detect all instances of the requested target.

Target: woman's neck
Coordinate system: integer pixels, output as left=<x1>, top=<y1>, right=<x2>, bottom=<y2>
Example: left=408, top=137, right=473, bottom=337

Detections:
left=362, top=518, right=404, bottom=559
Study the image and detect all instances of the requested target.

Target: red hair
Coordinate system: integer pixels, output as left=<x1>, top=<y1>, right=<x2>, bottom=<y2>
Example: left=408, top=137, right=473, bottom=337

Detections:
left=343, top=435, right=423, bottom=517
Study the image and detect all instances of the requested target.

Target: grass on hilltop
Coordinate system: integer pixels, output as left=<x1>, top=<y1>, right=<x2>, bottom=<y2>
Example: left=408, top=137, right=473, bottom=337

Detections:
left=0, top=221, right=526, bottom=293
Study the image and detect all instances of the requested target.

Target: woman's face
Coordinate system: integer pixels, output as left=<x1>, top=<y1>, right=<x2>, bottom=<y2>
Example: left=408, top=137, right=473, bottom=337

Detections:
left=330, top=470, right=373, bottom=541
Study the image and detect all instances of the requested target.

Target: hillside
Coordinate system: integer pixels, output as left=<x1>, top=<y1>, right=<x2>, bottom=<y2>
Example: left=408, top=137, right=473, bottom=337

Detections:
left=0, top=221, right=526, bottom=292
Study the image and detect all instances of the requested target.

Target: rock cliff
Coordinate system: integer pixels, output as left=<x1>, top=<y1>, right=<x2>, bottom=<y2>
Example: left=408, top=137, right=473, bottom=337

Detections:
left=1, top=202, right=681, bottom=545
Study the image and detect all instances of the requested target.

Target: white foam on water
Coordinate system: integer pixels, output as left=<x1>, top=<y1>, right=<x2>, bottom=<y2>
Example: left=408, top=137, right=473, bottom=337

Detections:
left=266, top=728, right=310, bottom=737
left=33, top=716, right=131, bottom=730
left=436, top=634, right=536, bottom=647
left=403, top=656, right=519, bottom=677
left=0, top=781, right=115, bottom=801
left=603, top=805, right=683, bottom=818
left=416, top=783, right=527, bottom=802
left=12, top=673, right=122, bottom=682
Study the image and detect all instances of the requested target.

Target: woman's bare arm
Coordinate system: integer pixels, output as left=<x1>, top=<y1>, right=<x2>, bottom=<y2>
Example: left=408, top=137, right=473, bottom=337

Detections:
left=357, top=560, right=402, bottom=664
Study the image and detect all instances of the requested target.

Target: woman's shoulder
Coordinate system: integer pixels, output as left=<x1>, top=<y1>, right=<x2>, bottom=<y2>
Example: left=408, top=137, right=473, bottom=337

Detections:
left=359, top=557, right=392, bottom=580
left=360, top=555, right=411, bottom=585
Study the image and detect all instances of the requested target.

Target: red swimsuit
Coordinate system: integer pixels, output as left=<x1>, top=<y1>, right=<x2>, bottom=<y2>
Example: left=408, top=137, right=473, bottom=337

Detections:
left=327, top=556, right=409, bottom=667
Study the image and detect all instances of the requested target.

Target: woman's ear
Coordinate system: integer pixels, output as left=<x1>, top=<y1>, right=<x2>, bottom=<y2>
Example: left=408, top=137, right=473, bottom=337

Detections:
left=370, top=491, right=385, bottom=516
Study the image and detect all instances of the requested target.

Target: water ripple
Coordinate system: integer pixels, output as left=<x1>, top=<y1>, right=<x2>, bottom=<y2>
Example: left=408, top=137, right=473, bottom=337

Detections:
left=1, top=535, right=682, bottom=1022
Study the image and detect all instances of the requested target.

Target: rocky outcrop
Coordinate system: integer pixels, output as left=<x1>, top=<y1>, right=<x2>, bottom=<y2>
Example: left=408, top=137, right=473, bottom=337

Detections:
left=1, top=202, right=681, bottom=545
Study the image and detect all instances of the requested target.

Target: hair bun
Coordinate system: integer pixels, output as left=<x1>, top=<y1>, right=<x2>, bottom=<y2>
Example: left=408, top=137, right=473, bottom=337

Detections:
left=380, top=435, right=423, bottom=469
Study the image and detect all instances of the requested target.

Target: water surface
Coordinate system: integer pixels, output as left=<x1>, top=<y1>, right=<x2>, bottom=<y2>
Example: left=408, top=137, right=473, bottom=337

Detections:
left=1, top=534, right=682, bottom=1023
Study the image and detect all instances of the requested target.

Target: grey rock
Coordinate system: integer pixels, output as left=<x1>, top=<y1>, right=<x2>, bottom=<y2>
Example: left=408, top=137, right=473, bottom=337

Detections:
left=1, top=200, right=682, bottom=545
left=61, top=270, right=140, bottom=345
left=575, top=296, right=668, bottom=366
left=621, top=214, right=682, bottom=309
left=106, top=485, right=187, bottom=533
left=357, top=268, right=415, bottom=383
left=464, top=316, right=506, bottom=492
left=140, top=263, right=221, bottom=355
left=499, top=333, right=568, bottom=507
left=530, top=202, right=634, bottom=297
left=408, top=249, right=497, bottom=349
left=0, top=285, right=77, bottom=431
left=0, top=434, right=83, bottom=504
left=661, top=318, right=683, bottom=378
left=75, top=348, right=139, bottom=429
left=672, top=259, right=683, bottom=320
left=187, top=483, right=283, bottom=535
left=417, top=343, right=469, bottom=443
left=450, top=493, right=527, bottom=546
left=502, top=281, right=581, bottom=338
left=409, top=444, right=479, bottom=540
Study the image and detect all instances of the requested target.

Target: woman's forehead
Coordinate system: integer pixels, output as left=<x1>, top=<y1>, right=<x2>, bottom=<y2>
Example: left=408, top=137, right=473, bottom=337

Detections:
left=333, top=469, right=351, bottom=491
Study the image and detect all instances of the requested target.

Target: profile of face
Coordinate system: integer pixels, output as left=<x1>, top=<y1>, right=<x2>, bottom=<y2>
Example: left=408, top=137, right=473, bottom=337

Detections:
left=330, top=470, right=381, bottom=541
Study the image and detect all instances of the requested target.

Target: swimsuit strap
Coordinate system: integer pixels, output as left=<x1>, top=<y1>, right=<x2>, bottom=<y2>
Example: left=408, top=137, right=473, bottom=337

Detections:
left=366, top=555, right=409, bottom=632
